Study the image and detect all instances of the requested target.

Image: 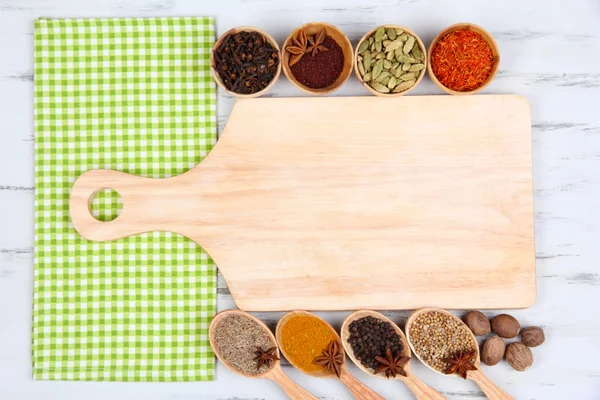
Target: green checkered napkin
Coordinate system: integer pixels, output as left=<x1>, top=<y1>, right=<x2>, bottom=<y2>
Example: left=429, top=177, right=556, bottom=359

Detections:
left=33, top=17, right=217, bottom=381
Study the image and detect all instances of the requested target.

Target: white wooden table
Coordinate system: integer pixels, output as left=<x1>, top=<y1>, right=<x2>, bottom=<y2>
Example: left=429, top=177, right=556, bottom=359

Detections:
left=1, top=0, right=599, bottom=399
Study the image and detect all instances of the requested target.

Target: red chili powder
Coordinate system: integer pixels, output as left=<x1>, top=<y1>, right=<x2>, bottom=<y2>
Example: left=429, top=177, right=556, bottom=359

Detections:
left=431, top=29, right=495, bottom=92
left=290, top=36, right=344, bottom=89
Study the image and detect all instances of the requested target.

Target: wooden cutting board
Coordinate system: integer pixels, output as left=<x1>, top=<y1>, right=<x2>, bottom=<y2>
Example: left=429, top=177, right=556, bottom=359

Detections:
left=70, top=95, right=535, bottom=311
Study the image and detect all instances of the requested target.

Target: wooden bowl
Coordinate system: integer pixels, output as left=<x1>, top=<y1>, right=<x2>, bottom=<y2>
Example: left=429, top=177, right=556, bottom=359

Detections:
left=405, top=308, right=515, bottom=399
left=354, top=25, right=427, bottom=97
left=427, top=23, right=500, bottom=95
left=282, top=22, right=354, bottom=95
left=210, top=26, right=281, bottom=98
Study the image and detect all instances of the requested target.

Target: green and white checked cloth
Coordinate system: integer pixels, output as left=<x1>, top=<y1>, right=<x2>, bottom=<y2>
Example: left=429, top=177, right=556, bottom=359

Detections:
left=33, top=17, right=217, bottom=381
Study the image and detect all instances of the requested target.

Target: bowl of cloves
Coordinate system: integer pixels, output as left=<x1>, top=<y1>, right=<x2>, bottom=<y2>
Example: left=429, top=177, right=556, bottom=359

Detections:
left=211, top=26, right=282, bottom=98
left=282, top=22, right=354, bottom=95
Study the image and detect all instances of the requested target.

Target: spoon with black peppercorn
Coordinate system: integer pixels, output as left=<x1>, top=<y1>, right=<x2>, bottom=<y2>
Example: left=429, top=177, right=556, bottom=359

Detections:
left=209, top=309, right=318, bottom=400
left=341, top=310, right=447, bottom=400
left=406, top=308, right=515, bottom=400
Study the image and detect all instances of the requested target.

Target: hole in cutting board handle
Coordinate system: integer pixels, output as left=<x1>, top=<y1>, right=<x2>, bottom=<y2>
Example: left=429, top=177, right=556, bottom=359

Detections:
left=89, top=188, right=122, bottom=222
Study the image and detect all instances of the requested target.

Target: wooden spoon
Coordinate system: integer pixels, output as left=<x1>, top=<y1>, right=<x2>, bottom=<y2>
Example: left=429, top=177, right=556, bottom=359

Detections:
left=405, top=308, right=515, bottom=400
left=341, top=310, right=447, bottom=400
left=209, top=309, right=318, bottom=400
left=276, top=310, right=385, bottom=400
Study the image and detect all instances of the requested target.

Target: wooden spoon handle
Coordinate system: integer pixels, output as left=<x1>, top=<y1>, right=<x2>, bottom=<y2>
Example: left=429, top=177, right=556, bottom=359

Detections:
left=403, top=372, right=447, bottom=400
left=69, top=169, right=177, bottom=241
left=468, top=369, right=515, bottom=400
left=265, top=366, right=319, bottom=400
left=339, top=369, right=385, bottom=400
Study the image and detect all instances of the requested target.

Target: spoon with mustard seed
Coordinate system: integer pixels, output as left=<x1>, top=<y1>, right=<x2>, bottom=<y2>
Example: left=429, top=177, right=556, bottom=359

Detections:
left=341, top=310, right=447, bottom=400
left=209, top=309, right=318, bottom=400
left=276, top=310, right=385, bottom=400
left=406, top=308, right=515, bottom=400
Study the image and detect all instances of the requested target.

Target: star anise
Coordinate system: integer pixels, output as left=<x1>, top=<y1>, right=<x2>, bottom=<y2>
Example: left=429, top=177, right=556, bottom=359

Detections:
left=253, top=346, right=279, bottom=371
left=285, top=29, right=308, bottom=67
left=313, top=340, right=344, bottom=378
left=306, top=28, right=329, bottom=56
left=373, top=347, right=410, bottom=379
left=443, top=350, right=477, bottom=379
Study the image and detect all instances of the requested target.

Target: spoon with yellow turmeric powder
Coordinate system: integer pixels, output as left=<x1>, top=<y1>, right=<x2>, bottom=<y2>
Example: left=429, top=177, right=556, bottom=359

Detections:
left=276, top=310, right=385, bottom=400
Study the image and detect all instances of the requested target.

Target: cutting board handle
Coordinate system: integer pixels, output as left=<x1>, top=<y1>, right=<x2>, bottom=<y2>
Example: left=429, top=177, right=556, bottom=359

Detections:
left=69, top=169, right=175, bottom=242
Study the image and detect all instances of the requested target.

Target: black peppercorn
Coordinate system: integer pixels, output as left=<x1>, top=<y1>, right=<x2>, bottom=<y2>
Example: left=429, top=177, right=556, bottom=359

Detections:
left=348, top=316, right=403, bottom=371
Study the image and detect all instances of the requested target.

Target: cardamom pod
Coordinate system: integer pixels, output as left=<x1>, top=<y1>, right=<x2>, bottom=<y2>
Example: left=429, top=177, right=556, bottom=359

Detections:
left=386, top=40, right=404, bottom=53
left=383, top=60, right=392, bottom=69
left=392, top=61, right=400, bottom=69
left=369, top=37, right=374, bottom=45
left=387, top=28, right=397, bottom=40
left=387, top=76, right=397, bottom=89
left=358, top=61, right=366, bottom=76
left=394, top=68, right=404, bottom=78
left=411, top=47, right=423, bottom=60
left=375, top=71, right=391, bottom=83
left=395, top=28, right=404, bottom=35
left=398, top=33, right=408, bottom=41
left=357, top=55, right=363, bottom=62
left=383, top=40, right=392, bottom=47
left=403, top=36, right=415, bottom=54
left=372, top=59, right=384, bottom=80
left=400, top=72, right=416, bottom=81
left=375, top=41, right=382, bottom=52
left=362, top=72, right=372, bottom=82
left=395, top=48, right=403, bottom=61
left=381, top=76, right=390, bottom=86
left=386, top=51, right=395, bottom=61
left=358, top=40, right=370, bottom=54
left=375, top=52, right=385, bottom=59
left=375, top=27, right=386, bottom=42
left=370, top=82, right=390, bottom=93
left=393, top=79, right=416, bottom=93
left=370, top=42, right=376, bottom=52
left=397, top=54, right=413, bottom=64
left=409, top=63, right=425, bottom=72
left=402, top=63, right=411, bottom=71
left=363, top=54, right=373, bottom=71
left=371, top=50, right=379, bottom=58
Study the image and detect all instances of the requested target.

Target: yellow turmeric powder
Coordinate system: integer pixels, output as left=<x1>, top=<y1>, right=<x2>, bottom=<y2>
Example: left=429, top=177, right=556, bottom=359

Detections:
left=280, top=314, right=338, bottom=374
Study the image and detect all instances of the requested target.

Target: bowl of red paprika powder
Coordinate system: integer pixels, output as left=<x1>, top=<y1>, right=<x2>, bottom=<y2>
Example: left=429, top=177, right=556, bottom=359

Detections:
left=428, top=23, right=500, bottom=95
left=282, top=22, right=354, bottom=95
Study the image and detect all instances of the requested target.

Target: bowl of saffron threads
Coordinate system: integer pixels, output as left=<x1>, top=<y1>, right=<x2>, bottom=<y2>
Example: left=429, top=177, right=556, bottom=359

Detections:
left=428, top=23, right=499, bottom=95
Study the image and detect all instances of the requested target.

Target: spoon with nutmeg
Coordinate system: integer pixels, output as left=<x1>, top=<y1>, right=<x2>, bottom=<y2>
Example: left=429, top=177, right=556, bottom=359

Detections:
left=405, top=308, right=515, bottom=400
left=341, top=310, right=447, bottom=400
left=276, top=310, right=385, bottom=400
left=209, top=309, right=318, bottom=400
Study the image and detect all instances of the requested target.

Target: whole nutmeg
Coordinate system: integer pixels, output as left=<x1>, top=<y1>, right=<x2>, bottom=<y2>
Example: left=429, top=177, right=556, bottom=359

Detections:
left=481, top=335, right=506, bottom=366
left=463, top=311, right=491, bottom=336
left=521, top=326, right=545, bottom=347
left=491, top=314, right=520, bottom=338
left=505, top=342, right=533, bottom=371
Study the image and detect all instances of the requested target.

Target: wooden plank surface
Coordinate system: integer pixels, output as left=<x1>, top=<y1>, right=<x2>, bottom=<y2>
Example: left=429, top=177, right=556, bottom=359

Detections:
left=70, top=95, right=535, bottom=311
left=1, top=0, right=600, bottom=399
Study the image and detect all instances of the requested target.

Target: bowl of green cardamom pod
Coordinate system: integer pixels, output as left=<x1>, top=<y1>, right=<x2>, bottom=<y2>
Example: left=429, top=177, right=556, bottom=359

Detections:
left=355, top=25, right=427, bottom=96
